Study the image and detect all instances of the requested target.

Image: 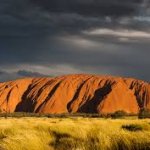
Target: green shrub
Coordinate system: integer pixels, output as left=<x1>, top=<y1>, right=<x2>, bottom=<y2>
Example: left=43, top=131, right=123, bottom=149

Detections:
left=122, top=124, right=143, bottom=131
left=138, top=108, right=150, bottom=119
left=111, top=110, right=127, bottom=119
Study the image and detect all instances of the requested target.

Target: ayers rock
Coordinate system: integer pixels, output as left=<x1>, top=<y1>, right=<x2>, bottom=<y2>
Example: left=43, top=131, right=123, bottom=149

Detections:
left=0, top=74, right=149, bottom=114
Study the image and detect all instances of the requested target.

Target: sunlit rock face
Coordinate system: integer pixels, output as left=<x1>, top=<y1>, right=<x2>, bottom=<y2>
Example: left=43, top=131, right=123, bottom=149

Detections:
left=0, top=74, right=149, bottom=114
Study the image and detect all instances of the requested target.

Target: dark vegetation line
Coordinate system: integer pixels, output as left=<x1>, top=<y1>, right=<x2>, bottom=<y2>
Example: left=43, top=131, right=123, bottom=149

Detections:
left=0, top=109, right=150, bottom=119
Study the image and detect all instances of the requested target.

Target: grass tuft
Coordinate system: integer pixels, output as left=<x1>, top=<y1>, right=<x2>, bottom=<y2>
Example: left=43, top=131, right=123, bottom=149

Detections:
left=122, top=124, right=143, bottom=131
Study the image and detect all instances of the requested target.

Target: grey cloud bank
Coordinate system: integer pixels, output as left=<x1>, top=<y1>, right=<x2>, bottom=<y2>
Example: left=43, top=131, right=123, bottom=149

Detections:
left=0, top=0, right=150, bottom=81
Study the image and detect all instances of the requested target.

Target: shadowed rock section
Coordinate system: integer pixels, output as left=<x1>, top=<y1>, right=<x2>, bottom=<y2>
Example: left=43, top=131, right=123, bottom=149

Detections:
left=0, top=74, right=149, bottom=114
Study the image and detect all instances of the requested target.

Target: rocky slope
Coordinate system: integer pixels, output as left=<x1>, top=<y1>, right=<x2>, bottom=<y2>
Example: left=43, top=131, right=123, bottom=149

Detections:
left=0, top=74, right=149, bottom=114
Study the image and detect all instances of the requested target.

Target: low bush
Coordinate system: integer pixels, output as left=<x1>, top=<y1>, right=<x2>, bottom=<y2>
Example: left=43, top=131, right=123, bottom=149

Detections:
left=138, top=108, right=150, bottom=119
left=111, top=110, right=127, bottom=119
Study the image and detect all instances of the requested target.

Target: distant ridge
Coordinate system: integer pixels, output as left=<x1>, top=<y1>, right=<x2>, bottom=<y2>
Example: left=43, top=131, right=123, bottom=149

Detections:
left=0, top=74, right=149, bottom=114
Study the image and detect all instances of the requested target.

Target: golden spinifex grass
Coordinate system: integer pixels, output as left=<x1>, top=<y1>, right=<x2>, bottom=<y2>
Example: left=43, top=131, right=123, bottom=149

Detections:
left=0, top=117, right=150, bottom=150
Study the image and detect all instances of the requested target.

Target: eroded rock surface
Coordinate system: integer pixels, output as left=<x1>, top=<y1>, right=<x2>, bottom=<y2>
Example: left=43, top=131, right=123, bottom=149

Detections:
left=0, top=74, right=149, bottom=114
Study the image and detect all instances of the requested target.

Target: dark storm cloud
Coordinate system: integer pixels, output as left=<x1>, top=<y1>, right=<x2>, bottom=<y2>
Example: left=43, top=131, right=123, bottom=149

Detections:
left=17, top=70, right=49, bottom=77
left=31, top=0, right=142, bottom=17
left=0, top=70, right=50, bottom=82
left=0, top=0, right=150, bottom=82
left=0, top=70, right=18, bottom=82
left=0, top=0, right=149, bottom=37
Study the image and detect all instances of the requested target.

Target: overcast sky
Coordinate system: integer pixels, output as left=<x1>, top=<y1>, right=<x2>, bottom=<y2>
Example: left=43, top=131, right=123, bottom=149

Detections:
left=0, top=0, right=150, bottom=82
